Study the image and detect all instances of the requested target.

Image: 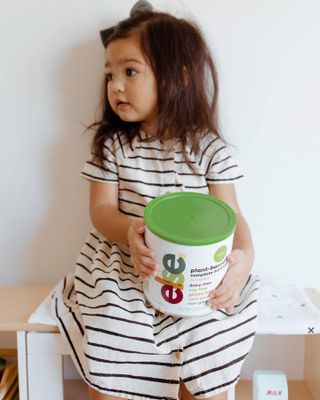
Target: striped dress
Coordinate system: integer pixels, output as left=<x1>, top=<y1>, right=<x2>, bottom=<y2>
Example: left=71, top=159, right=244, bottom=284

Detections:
left=51, top=130, right=259, bottom=400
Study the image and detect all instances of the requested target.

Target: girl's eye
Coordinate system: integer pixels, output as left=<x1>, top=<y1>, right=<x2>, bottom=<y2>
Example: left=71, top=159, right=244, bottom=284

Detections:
left=126, top=68, right=137, bottom=77
left=105, top=73, right=113, bottom=82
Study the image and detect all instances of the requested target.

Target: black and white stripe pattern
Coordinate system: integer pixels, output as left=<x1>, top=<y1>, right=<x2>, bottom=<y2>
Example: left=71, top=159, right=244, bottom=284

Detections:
left=51, top=131, right=258, bottom=399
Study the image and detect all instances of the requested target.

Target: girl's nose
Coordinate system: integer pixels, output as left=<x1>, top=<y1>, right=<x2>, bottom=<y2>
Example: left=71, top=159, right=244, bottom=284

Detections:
left=110, top=77, right=125, bottom=94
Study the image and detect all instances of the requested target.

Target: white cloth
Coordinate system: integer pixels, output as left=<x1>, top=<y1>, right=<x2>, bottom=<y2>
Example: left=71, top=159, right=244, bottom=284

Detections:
left=28, top=288, right=56, bottom=325
left=29, top=281, right=320, bottom=335
left=256, top=282, right=320, bottom=335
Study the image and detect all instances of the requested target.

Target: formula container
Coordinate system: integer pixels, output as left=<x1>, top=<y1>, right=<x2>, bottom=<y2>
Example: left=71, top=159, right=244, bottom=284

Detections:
left=143, top=192, right=236, bottom=317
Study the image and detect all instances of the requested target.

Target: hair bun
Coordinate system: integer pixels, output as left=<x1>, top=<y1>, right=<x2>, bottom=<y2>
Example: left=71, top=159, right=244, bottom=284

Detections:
left=100, top=1, right=153, bottom=47
left=130, top=0, right=153, bottom=17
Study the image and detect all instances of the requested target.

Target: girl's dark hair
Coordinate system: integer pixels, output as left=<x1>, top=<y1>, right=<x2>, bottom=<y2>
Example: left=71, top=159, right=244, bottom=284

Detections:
left=90, top=11, right=223, bottom=164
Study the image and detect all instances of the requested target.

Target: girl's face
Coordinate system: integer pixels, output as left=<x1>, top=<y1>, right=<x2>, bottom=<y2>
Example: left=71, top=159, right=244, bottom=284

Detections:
left=105, top=36, right=158, bottom=135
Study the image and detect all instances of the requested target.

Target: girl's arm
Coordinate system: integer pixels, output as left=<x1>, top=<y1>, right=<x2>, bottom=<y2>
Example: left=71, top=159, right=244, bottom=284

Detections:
left=89, top=181, right=136, bottom=243
left=207, top=183, right=255, bottom=312
left=89, top=181, right=158, bottom=278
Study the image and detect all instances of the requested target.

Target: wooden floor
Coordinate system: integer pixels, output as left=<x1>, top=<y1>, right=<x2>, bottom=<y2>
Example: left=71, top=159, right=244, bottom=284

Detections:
left=64, top=379, right=89, bottom=400
left=236, top=380, right=314, bottom=400
left=63, top=379, right=315, bottom=400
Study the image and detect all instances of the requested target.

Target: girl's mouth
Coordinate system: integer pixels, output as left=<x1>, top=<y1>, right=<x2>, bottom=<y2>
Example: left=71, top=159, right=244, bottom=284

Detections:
left=116, top=100, right=130, bottom=108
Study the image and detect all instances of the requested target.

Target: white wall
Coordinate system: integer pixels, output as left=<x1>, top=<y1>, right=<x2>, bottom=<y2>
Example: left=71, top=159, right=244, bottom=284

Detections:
left=1, top=1, right=319, bottom=287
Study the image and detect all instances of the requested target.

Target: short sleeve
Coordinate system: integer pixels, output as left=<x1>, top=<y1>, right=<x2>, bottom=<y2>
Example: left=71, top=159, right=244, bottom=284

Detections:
left=81, top=137, right=118, bottom=183
left=204, top=137, right=244, bottom=184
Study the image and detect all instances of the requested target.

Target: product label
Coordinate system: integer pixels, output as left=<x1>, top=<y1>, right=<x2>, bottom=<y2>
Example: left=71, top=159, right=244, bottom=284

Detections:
left=143, top=229, right=234, bottom=316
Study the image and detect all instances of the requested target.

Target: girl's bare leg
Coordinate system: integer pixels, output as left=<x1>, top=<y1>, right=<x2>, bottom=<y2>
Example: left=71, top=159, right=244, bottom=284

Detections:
left=179, top=380, right=228, bottom=400
left=88, top=387, right=126, bottom=400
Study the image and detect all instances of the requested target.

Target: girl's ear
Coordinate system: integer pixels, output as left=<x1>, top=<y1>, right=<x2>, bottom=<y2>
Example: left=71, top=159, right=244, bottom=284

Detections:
left=182, top=66, right=190, bottom=86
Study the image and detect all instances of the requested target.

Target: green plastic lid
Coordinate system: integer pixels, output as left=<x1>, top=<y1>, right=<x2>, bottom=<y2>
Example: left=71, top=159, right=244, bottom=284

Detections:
left=144, top=192, right=236, bottom=246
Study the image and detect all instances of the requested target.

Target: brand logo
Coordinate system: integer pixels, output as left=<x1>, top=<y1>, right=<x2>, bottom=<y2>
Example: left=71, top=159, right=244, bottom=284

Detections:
left=213, top=245, right=227, bottom=263
left=155, top=253, right=186, bottom=304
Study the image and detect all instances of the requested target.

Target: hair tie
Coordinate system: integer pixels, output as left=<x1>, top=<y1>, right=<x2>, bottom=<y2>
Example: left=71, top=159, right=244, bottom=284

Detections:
left=100, top=0, right=153, bottom=48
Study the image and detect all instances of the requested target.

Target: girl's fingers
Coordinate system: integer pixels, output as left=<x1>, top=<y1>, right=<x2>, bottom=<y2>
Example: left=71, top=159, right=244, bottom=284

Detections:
left=208, top=278, right=239, bottom=308
left=208, top=294, right=236, bottom=311
left=211, top=268, right=239, bottom=297
left=129, top=238, right=153, bottom=258
left=131, top=252, right=159, bottom=275
left=210, top=281, right=231, bottom=298
left=129, top=220, right=159, bottom=279
left=139, top=255, right=158, bottom=269
left=132, top=220, right=146, bottom=236
left=209, top=291, right=230, bottom=304
left=227, top=249, right=244, bottom=267
left=139, top=246, right=154, bottom=258
left=210, top=286, right=225, bottom=298
left=208, top=293, right=232, bottom=309
left=133, top=232, right=154, bottom=255
left=207, top=250, right=247, bottom=311
left=226, top=255, right=235, bottom=267
left=136, top=262, right=158, bottom=278
left=136, top=225, right=145, bottom=234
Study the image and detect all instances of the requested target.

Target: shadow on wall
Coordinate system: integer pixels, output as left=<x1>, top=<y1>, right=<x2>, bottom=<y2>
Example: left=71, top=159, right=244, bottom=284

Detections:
left=22, top=39, right=104, bottom=285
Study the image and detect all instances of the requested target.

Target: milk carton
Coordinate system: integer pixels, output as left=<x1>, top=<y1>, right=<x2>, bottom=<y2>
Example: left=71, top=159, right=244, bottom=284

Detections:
left=253, top=370, right=288, bottom=400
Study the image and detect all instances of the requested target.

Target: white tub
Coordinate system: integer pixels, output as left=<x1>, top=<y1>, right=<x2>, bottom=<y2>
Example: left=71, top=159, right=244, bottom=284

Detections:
left=143, top=192, right=236, bottom=317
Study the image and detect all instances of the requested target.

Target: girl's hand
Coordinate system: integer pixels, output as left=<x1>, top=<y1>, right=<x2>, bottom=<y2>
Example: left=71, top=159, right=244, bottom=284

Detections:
left=207, top=249, right=250, bottom=313
left=127, top=220, right=159, bottom=280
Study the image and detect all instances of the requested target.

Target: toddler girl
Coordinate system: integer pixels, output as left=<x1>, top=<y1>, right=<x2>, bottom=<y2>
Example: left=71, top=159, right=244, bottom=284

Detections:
left=52, top=7, right=259, bottom=400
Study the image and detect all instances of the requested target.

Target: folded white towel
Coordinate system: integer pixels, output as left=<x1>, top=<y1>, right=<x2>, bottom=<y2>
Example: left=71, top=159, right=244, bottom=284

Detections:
left=256, top=282, right=320, bottom=334
left=28, top=280, right=320, bottom=335
left=28, top=288, right=56, bottom=326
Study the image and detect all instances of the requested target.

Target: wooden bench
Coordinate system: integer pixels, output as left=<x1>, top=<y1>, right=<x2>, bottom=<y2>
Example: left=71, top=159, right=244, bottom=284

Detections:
left=0, top=286, right=64, bottom=400
left=0, top=286, right=319, bottom=400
